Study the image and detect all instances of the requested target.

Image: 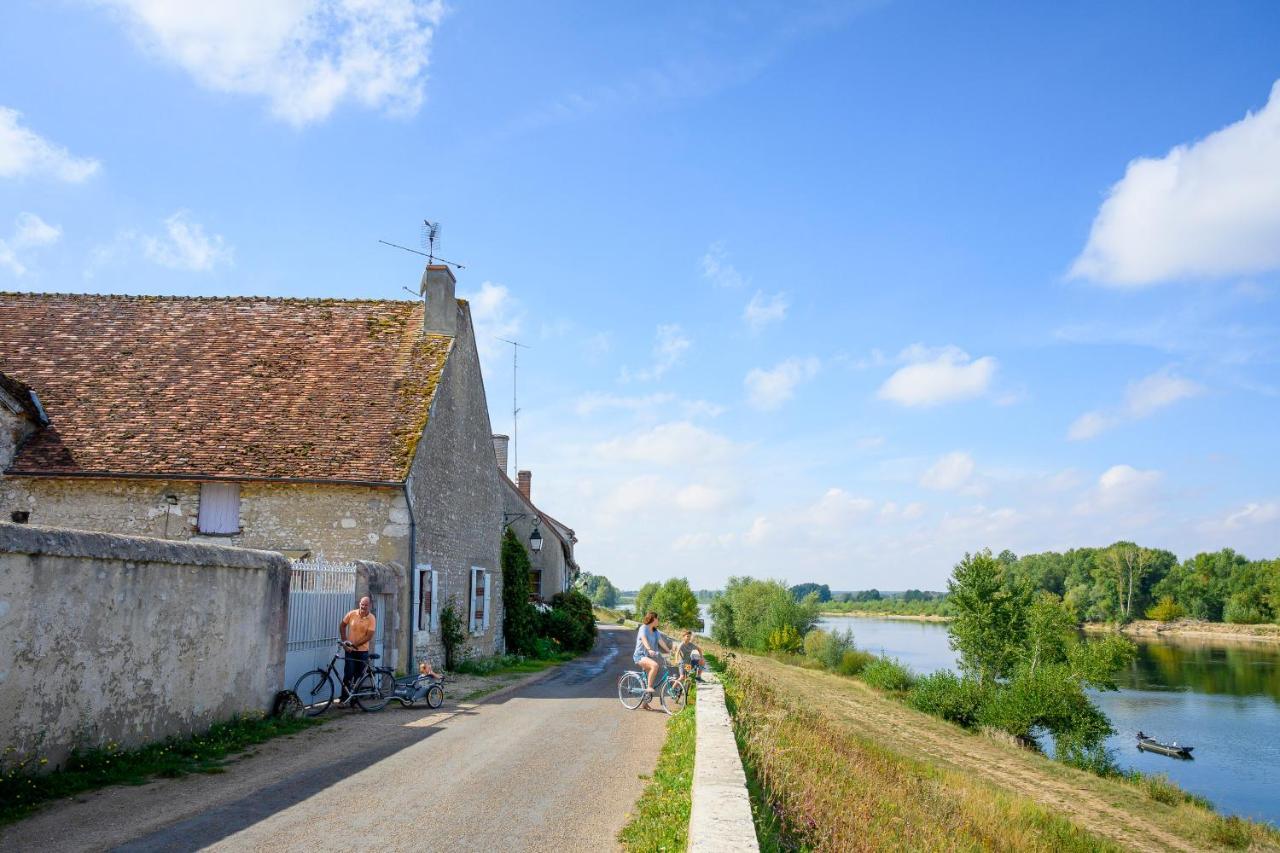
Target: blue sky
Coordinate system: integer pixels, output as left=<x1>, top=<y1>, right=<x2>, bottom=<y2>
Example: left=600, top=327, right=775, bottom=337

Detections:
left=2, top=1, right=1278, bottom=589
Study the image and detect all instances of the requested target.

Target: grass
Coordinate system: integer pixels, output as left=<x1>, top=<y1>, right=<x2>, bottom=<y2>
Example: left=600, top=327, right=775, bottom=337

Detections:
left=713, top=655, right=1116, bottom=852
left=618, top=687, right=697, bottom=852
left=0, top=713, right=318, bottom=827
left=709, top=644, right=1280, bottom=852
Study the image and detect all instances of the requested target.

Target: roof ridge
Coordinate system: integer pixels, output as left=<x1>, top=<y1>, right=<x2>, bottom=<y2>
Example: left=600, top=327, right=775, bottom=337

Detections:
left=0, top=291, right=418, bottom=306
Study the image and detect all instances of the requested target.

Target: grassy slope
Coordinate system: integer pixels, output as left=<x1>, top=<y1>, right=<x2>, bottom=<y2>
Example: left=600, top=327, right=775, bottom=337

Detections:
left=711, top=645, right=1280, bottom=852
left=618, top=689, right=696, bottom=852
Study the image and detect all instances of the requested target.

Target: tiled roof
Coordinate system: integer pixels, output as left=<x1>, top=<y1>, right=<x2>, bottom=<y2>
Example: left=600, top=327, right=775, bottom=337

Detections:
left=0, top=292, right=454, bottom=482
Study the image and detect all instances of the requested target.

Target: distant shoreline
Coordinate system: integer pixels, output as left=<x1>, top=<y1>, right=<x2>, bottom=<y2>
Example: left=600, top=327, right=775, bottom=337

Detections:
left=819, top=610, right=952, bottom=623
left=1082, top=619, right=1280, bottom=645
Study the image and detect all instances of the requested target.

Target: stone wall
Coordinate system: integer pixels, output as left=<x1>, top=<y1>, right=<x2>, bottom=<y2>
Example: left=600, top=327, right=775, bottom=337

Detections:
left=0, top=479, right=410, bottom=567
left=0, top=522, right=291, bottom=769
left=409, top=302, right=504, bottom=664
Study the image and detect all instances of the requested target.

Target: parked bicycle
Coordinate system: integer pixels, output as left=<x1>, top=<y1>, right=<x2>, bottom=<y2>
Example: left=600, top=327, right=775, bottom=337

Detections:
left=293, top=644, right=396, bottom=716
left=617, top=657, right=688, bottom=715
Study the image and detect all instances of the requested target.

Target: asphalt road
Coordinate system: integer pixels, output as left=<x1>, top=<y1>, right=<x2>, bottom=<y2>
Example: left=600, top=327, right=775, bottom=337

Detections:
left=9, top=625, right=669, bottom=852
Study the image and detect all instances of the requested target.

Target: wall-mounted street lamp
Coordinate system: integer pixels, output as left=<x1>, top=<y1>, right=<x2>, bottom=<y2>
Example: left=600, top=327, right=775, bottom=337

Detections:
left=529, top=526, right=544, bottom=553
left=503, top=512, right=546, bottom=554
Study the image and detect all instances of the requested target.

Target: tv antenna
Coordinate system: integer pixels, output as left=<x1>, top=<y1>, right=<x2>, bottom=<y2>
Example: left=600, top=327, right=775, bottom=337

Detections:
left=496, top=336, right=530, bottom=479
left=378, top=219, right=466, bottom=269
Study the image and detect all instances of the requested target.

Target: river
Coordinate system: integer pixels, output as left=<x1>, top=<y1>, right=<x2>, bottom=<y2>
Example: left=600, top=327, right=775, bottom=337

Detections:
left=698, top=606, right=1280, bottom=825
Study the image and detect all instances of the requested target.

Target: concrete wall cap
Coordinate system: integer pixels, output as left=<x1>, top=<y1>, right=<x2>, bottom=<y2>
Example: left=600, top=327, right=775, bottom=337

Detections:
left=0, top=521, right=290, bottom=571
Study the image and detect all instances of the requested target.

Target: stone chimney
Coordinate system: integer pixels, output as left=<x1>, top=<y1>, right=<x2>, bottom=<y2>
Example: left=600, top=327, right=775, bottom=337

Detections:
left=517, top=470, right=531, bottom=501
left=492, top=434, right=509, bottom=476
left=420, top=264, right=457, bottom=336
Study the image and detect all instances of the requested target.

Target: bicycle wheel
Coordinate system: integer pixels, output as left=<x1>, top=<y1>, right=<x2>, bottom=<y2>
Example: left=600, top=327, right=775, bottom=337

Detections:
left=425, top=683, right=444, bottom=709
left=353, top=668, right=394, bottom=712
left=618, top=671, right=647, bottom=710
left=660, top=679, right=688, bottom=715
left=293, top=669, right=334, bottom=717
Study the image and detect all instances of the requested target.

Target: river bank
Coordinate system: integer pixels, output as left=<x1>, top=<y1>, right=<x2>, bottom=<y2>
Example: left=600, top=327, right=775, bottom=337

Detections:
left=709, top=643, right=1280, bottom=851
left=819, top=609, right=952, bottom=623
left=1082, top=619, right=1280, bottom=645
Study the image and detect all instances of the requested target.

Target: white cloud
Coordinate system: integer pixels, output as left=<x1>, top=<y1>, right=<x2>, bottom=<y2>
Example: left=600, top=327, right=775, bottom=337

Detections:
left=623, top=324, right=690, bottom=382
left=700, top=241, right=745, bottom=288
left=96, top=0, right=444, bottom=126
left=675, top=483, right=731, bottom=512
left=901, top=501, right=926, bottom=520
left=574, top=392, right=723, bottom=419
left=744, top=356, right=819, bottom=411
left=1077, top=464, right=1162, bottom=514
left=0, top=107, right=100, bottom=182
left=1215, top=501, right=1280, bottom=530
left=877, top=344, right=997, bottom=407
left=594, top=421, right=737, bottom=468
left=806, top=488, right=875, bottom=528
left=1072, top=80, right=1280, bottom=285
left=1068, top=367, right=1203, bottom=441
left=0, top=212, right=62, bottom=275
left=743, top=290, right=788, bottom=331
left=141, top=211, right=232, bottom=271
left=920, top=451, right=975, bottom=492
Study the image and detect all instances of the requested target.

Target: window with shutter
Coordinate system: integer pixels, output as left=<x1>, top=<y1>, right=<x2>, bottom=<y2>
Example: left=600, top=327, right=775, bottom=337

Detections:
left=482, top=571, right=491, bottom=630
left=529, top=569, right=542, bottom=599
left=473, top=570, right=486, bottom=631
left=417, top=566, right=434, bottom=631
left=469, top=567, right=480, bottom=633
left=197, top=483, right=240, bottom=534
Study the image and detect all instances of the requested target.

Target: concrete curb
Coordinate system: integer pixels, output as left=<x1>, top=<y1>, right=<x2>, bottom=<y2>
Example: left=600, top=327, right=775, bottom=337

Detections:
left=688, top=671, right=759, bottom=852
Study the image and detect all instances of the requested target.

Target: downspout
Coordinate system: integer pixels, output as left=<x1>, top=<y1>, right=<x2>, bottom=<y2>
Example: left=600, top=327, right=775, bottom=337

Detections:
left=403, top=479, right=416, bottom=677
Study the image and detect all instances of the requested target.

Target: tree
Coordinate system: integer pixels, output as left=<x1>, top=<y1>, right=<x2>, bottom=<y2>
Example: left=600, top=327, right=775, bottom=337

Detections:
left=501, top=527, right=538, bottom=654
left=790, top=582, right=832, bottom=603
left=578, top=572, right=619, bottom=608
left=634, top=581, right=660, bottom=617
left=947, top=549, right=1032, bottom=684
left=650, top=577, right=702, bottom=630
left=853, top=589, right=882, bottom=602
left=710, top=576, right=818, bottom=652
left=1094, top=543, right=1159, bottom=622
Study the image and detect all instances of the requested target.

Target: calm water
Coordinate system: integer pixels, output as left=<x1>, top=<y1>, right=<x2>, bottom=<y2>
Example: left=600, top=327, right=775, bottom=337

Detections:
left=817, top=614, right=1280, bottom=826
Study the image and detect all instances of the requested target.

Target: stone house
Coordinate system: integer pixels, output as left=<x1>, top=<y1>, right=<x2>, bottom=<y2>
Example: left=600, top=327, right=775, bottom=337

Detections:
left=0, top=265, right=504, bottom=672
left=493, top=433, right=579, bottom=601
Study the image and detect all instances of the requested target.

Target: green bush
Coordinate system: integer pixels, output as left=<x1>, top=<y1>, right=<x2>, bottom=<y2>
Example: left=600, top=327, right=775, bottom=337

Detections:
left=439, top=598, right=466, bottom=670
left=802, top=628, right=829, bottom=658
left=501, top=528, right=539, bottom=655
left=837, top=649, right=876, bottom=676
left=906, top=670, right=988, bottom=728
left=542, top=590, right=597, bottom=652
left=803, top=627, right=859, bottom=673
left=860, top=657, right=914, bottom=691
left=767, top=624, right=803, bottom=654
left=1145, top=595, right=1185, bottom=622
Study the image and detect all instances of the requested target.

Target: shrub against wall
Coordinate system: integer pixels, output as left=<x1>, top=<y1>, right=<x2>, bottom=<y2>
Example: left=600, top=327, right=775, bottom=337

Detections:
left=501, top=527, right=539, bottom=655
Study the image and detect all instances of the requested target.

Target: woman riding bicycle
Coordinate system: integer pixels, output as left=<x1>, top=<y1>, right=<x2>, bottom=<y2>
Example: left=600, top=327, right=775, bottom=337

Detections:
left=634, top=611, right=673, bottom=709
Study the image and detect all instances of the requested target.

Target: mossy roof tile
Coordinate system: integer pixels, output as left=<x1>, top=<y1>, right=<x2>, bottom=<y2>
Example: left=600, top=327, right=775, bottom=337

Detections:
left=0, top=292, right=455, bottom=482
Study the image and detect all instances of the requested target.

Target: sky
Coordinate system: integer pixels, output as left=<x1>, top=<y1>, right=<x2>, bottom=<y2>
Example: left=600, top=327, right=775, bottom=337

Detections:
left=2, top=1, right=1279, bottom=591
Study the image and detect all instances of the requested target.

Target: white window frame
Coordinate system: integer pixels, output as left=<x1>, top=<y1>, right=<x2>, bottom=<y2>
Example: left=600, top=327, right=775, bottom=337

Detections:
left=197, top=482, right=240, bottom=535
left=469, top=567, right=490, bottom=634
left=416, top=565, right=438, bottom=632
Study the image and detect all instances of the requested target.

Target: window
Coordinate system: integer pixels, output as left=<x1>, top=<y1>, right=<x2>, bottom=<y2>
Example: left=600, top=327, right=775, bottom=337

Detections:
left=529, top=569, right=542, bottom=599
left=469, top=567, right=490, bottom=633
left=417, top=567, right=437, bottom=632
left=197, top=483, right=240, bottom=534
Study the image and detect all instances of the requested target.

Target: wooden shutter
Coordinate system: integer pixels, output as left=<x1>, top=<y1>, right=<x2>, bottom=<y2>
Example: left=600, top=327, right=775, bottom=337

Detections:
left=430, top=570, right=439, bottom=632
left=417, top=565, right=433, bottom=631
left=469, top=568, right=479, bottom=633
left=197, top=483, right=240, bottom=534
left=482, top=571, right=491, bottom=630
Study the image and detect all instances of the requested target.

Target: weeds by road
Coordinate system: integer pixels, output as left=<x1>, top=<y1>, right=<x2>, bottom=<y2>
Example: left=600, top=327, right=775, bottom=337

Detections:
left=0, top=714, right=317, bottom=827
left=618, top=688, right=696, bottom=851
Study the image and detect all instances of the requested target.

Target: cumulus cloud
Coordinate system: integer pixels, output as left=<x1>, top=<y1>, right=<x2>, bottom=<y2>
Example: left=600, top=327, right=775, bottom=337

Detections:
left=1077, top=464, right=1162, bottom=514
left=807, top=488, right=875, bottom=528
left=1071, top=80, right=1280, bottom=285
left=700, top=241, right=745, bottom=288
left=1212, top=501, right=1280, bottom=531
left=744, top=356, right=819, bottom=411
left=96, top=0, right=445, bottom=126
left=0, top=107, right=100, bottom=182
left=0, top=212, right=62, bottom=275
left=743, top=290, right=788, bottom=331
left=594, top=421, right=737, bottom=468
left=142, top=211, right=232, bottom=271
left=920, top=451, right=976, bottom=492
left=877, top=344, right=997, bottom=407
left=1068, top=367, right=1204, bottom=440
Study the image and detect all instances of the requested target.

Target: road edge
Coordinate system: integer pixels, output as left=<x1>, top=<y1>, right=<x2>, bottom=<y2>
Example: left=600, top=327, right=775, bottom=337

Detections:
left=687, top=671, right=759, bottom=852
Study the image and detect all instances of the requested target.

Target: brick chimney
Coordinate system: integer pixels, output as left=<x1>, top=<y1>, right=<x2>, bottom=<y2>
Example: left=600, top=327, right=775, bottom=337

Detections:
left=517, top=470, right=531, bottom=501
left=420, top=264, right=456, bottom=336
left=492, top=434, right=509, bottom=476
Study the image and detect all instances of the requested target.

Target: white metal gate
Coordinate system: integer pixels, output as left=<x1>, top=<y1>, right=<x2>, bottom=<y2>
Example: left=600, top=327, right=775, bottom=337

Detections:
left=285, top=559, right=358, bottom=691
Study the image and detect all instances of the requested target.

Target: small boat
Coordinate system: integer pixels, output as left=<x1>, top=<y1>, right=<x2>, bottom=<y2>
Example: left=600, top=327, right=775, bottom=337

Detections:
left=1136, top=731, right=1194, bottom=759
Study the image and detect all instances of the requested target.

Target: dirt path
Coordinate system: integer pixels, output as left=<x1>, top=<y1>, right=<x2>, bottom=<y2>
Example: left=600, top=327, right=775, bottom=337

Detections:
left=5, top=626, right=667, bottom=852
left=740, top=656, right=1212, bottom=853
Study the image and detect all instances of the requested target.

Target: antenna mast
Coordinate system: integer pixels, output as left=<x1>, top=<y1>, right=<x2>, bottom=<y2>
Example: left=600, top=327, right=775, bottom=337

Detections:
left=497, top=337, right=529, bottom=479
left=377, top=219, right=467, bottom=270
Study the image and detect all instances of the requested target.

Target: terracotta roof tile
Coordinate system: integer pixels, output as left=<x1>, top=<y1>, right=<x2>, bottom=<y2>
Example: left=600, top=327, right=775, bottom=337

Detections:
left=0, top=292, right=454, bottom=482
